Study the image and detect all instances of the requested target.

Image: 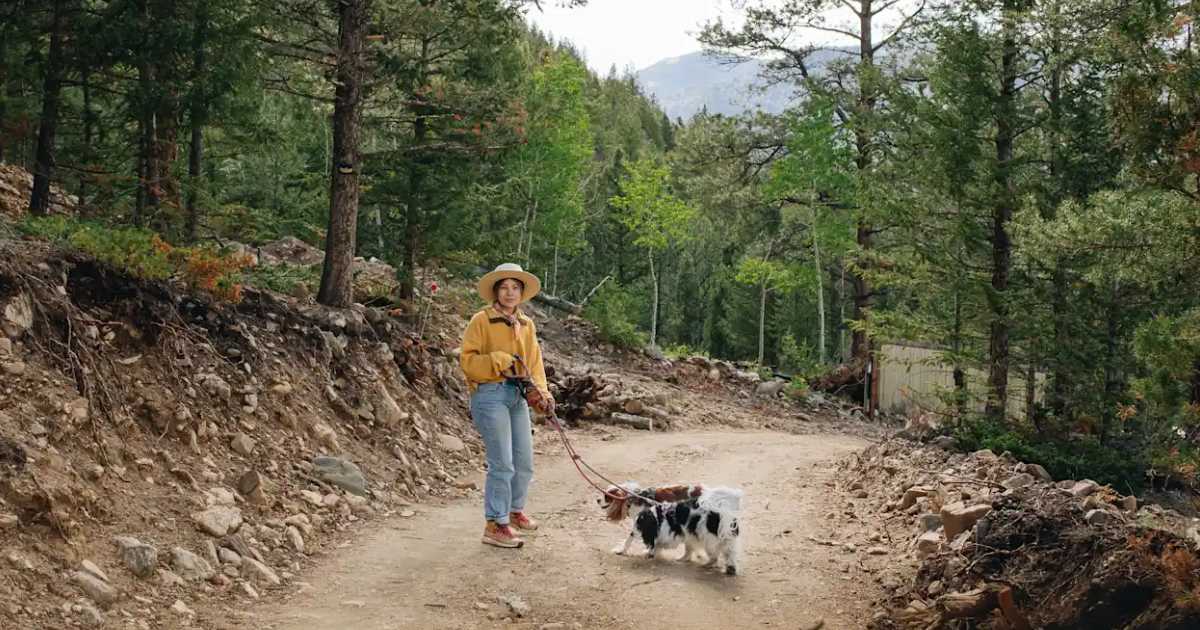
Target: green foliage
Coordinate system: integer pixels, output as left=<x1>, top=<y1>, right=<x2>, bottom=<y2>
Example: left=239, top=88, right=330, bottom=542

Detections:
left=242, top=263, right=320, bottom=296
left=582, top=282, right=646, bottom=349
left=953, top=417, right=1148, bottom=492
left=779, top=332, right=821, bottom=377
left=610, top=157, right=695, bottom=252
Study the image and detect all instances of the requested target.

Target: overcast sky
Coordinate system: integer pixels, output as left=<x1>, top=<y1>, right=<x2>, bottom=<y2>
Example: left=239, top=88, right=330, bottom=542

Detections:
left=524, top=0, right=741, bottom=74
left=524, top=1, right=917, bottom=75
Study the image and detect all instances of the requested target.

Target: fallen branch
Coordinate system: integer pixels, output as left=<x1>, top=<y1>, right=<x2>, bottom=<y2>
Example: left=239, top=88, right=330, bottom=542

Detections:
left=602, top=412, right=656, bottom=431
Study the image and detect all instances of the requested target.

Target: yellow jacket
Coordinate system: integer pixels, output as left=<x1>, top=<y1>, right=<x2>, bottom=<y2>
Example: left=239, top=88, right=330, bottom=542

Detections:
left=460, top=307, right=549, bottom=396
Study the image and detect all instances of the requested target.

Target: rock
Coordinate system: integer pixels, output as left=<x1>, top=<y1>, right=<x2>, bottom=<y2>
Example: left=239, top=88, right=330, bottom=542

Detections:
left=28, top=421, right=46, bottom=436
left=158, top=569, right=186, bottom=588
left=0, top=337, right=9, bottom=356
left=917, top=513, right=942, bottom=532
left=300, top=490, right=324, bottom=506
left=80, top=562, right=108, bottom=583
left=170, top=600, right=195, bottom=616
left=322, top=492, right=341, bottom=508
left=285, top=513, right=312, bottom=533
left=271, top=382, right=294, bottom=396
left=622, top=399, right=645, bottom=415
left=72, top=571, right=120, bottom=607
left=928, top=580, right=944, bottom=597
left=312, top=455, right=367, bottom=496
left=500, top=593, right=531, bottom=618
left=312, top=423, right=340, bottom=451
left=1002, top=473, right=1035, bottom=490
left=6, top=551, right=33, bottom=571
left=0, top=512, right=18, bottom=528
left=755, top=379, right=788, bottom=398
left=1070, top=480, right=1101, bottom=498
left=852, top=489, right=869, bottom=499
left=242, top=558, right=281, bottom=586
left=899, top=486, right=931, bottom=510
left=2, top=293, right=33, bottom=338
left=373, top=383, right=405, bottom=426
left=932, top=436, right=957, bottom=450
left=1121, top=495, right=1138, bottom=512
left=899, top=413, right=941, bottom=440
left=1086, top=508, right=1121, bottom=527
left=286, top=526, right=305, bottom=553
left=867, top=547, right=888, bottom=555
left=201, top=374, right=232, bottom=399
left=1025, top=463, right=1052, bottom=481
left=230, top=433, right=256, bottom=457
left=114, top=537, right=159, bottom=579
left=940, top=502, right=993, bottom=539
left=219, top=547, right=242, bottom=566
left=241, top=582, right=261, bottom=599
left=238, top=470, right=263, bottom=496
left=170, top=547, right=216, bottom=582
left=206, top=487, right=238, bottom=507
left=916, top=531, right=943, bottom=558
left=971, top=449, right=998, bottom=462
left=438, top=433, right=465, bottom=453
left=193, top=506, right=243, bottom=537
left=76, top=602, right=105, bottom=627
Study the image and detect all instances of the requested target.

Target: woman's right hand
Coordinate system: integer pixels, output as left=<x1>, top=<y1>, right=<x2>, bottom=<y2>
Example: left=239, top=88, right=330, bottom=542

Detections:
left=489, top=351, right=515, bottom=372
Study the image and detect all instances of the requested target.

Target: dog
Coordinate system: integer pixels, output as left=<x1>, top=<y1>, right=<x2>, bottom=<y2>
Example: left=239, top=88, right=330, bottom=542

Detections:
left=599, top=482, right=744, bottom=576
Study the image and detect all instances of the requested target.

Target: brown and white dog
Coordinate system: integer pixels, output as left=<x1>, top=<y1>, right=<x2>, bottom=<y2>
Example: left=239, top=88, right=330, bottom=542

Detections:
left=598, top=482, right=744, bottom=575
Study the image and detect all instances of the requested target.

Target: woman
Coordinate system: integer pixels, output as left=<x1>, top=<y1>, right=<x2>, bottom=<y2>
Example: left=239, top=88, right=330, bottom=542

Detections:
left=460, top=263, right=555, bottom=548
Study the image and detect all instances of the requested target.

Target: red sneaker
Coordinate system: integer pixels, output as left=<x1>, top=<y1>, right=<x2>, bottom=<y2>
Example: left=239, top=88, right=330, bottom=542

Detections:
left=482, top=521, right=524, bottom=548
left=510, top=511, right=539, bottom=531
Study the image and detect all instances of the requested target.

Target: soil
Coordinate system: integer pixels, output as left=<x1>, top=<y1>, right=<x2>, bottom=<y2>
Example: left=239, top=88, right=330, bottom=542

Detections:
left=236, top=428, right=875, bottom=630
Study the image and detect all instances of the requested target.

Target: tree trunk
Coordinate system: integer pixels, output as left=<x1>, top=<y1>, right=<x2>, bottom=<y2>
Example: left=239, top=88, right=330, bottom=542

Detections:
left=399, top=38, right=429, bottom=302
left=813, top=207, right=826, bottom=364
left=849, top=0, right=876, bottom=365
left=757, top=281, right=767, bottom=365
left=952, top=285, right=967, bottom=419
left=317, top=0, right=369, bottom=308
left=648, top=248, right=658, bottom=347
left=552, top=233, right=560, bottom=296
left=185, top=3, right=207, bottom=243
left=29, top=0, right=68, bottom=217
left=79, top=61, right=94, bottom=206
left=134, top=0, right=155, bottom=224
left=985, top=0, right=1019, bottom=422
left=1025, top=362, right=1037, bottom=425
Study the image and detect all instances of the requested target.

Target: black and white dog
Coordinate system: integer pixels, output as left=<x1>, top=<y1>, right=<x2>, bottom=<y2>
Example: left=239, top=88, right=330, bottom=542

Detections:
left=611, top=493, right=742, bottom=576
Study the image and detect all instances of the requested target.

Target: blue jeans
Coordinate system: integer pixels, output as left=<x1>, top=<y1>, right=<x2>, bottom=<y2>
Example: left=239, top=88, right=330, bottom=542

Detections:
left=470, top=382, right=533, bottom=525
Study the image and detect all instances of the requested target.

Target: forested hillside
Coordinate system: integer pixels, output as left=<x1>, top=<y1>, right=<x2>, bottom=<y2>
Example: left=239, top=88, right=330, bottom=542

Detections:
left=3, top=0, right=1200, bottom=489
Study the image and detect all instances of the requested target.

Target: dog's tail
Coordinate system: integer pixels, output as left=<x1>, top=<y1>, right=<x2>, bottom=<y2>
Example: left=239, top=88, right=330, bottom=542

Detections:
left=698, top=486, right=744, bottom=514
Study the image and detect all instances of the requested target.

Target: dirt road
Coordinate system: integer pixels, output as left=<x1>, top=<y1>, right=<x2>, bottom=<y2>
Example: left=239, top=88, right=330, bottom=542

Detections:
left=244, top=429, right=875, bottom=630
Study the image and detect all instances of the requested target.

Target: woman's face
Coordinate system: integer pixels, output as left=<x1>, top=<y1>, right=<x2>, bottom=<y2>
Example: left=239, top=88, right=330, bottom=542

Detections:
left=496, top=278, right=523, bottom=309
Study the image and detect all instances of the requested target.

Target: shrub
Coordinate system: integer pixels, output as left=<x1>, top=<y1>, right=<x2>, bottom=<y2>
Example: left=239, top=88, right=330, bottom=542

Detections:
left=583, top=281, right=646, bottom=349
left=21, top=216, right=251, bottom=302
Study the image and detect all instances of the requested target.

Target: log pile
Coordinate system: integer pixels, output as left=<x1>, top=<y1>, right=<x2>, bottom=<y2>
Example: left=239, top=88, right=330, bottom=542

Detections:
left=547, top=368, right=677, bottom=431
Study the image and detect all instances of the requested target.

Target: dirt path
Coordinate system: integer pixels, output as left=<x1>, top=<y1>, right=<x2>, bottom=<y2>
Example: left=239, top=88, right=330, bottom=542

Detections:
left=241, top=429, right=874, bottom=630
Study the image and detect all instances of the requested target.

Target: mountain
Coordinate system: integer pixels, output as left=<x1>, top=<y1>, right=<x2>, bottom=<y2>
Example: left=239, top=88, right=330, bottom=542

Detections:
left=635, top=50, right=844, bottom=121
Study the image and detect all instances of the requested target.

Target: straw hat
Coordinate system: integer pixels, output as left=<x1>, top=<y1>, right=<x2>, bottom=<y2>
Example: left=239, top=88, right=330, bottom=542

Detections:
left=477, top=263, right=541, bottom=303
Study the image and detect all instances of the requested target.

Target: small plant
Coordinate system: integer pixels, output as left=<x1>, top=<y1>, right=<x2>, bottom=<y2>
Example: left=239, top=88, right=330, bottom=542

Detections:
left=21, top=216, right=251, bottom=302
left=583, top=281, right=646, bottom=349
left=787, top=376, right=810, bottom=399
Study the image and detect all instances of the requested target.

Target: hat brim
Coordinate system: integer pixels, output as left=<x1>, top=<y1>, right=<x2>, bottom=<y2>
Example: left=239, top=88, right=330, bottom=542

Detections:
left=478, top=269, right=541, bottom=304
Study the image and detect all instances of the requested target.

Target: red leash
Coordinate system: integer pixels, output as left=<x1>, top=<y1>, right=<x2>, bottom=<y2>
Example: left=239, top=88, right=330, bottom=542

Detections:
left=544, top=413, right=633, bottom=502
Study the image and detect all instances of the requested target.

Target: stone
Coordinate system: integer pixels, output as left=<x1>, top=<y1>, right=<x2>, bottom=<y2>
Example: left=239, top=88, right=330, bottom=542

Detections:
left=238, top=470, right=263, bottom=496
left=300, top=490, right=324, bottom=506
left=899, top=486, right=931, bottom=510
left=1002, top=473, right=1035, bottom=490
left=0, top=512, right=18, bottom=528
left=971, top=449, right=998, bottom=461
left=940, top=502, right=993, bottom=539
left=201, top=374, right=232, bottom=399
left=79, top=559, right=109, bottom=583
left=500, top=593, right=531, bottom=618
left=230, top=433, right=256, bottom=457
left=170, top=547, right=215, bottom=582
left=193, top=506, right=243, bottom=537
left=1070, top=480, right=1101, bottom=498
left=867, top=547, right=888, bottom=556
left=373, top=383, right=405, bottom=426
left=206, top=487, right=238, bottom=507
left=623, top=399, right=645, bottom=415
left=312, top=455, right=367, bottom=496
left=76, top=602, right=105, bottom=627
left=242, top=558, right=282, bottom=586
left=322, top=493, right=340, bottom=508
left=218, top=548, right=242, bottom=566
left=1121, top=495, right=1138, bottom=512
left=312, top=423, right=340, bottom=451
left=158, top=569, right=186, bottom=588
left=932, top=436, right=957, bottom=450
left=1086, top=509, right=1120, bottom=527
left=916, top=531, right=943, bottom=559
left=1026, top=463, right=1052, bottom=482
left=72, top=571, right=120, bottom=607
left=853, top=489, right=869, bottom=499
left=286, top=526, right=305, bottom=553
left=170, top=600, right=195, bottom=616
left=6, top=551, right=33, bottom=571
left=2, top=293, right=33, bottom=338
left=917, top=513, right=942, bottom=532
left=438, top=433, right=465, bottom=453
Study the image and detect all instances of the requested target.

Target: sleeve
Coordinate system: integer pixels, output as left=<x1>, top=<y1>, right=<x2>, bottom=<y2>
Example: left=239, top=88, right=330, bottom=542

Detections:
left=525, top=320, right=550, bottom=397
left=460, top=313, right=514, bottom=382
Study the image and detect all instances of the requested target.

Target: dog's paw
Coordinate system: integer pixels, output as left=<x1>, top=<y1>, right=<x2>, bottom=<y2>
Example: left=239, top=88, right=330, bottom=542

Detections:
left=725, top=565, right=738, bottom=576
left=611, top=546, right=627, bottom=556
